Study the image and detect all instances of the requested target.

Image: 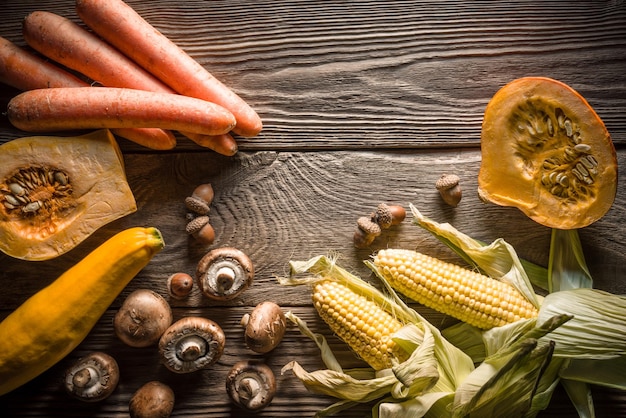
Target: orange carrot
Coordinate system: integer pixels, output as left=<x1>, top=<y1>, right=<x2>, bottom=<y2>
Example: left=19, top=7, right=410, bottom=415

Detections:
left=7, top=87, right=237, bottom=135
left=0, top=36, right=84, bottom=90
left=76, top=0, right=263, bottom=138
left=22, top=11, right=237, bottom=155
left=22, top=11, right=173, bottom=95
left=0, top=36, right=176, bottom=150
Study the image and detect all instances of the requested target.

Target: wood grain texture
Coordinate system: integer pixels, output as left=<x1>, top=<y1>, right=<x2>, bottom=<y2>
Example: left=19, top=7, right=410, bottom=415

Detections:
left=0, top=0, right=625, bottom=152
left=0, top=0, right=625, bottom=416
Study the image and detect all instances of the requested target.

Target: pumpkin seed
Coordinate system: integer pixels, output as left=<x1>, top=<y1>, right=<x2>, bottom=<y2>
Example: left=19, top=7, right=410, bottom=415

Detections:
left=1, top=166, right=73, bottom=217
left=8, top=183, right=26, bottom=196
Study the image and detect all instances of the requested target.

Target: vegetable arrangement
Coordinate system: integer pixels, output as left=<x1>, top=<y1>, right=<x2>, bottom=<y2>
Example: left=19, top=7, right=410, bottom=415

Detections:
left=0, top=1, right=623, bottom=416
left=0, top=0, right=262, bottom=154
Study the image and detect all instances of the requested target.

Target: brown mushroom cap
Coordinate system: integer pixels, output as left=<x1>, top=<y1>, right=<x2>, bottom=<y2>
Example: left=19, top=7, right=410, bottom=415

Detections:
left=64, top=352, right=119, bottom=402
left=196, top=247, right=254, bottom=300
left=241, top=301, right=286, bottom=354
left=129, top=381, right=175, bottom=418
left=226, top=360, right=276, bottom=412
left=114, top=289, right=173, bottom=348
left=158, top=317, right=226, bottom=373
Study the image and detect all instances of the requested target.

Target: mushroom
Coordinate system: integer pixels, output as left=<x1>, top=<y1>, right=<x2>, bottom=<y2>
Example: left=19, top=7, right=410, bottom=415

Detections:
left=158, top=317, right=225, bottom=373
left=129, top=381, right=175, bottom=418
left=226, top=360, right=276, bottom=412
left=241, top=301, right=286, bottom=354
left=167, top=272, right=194, bottom=300
left=64, top=352, right=119, bottom=402
left=114, top=289, right=173, bottom=348
left=196, top=247, right=254, bottom=301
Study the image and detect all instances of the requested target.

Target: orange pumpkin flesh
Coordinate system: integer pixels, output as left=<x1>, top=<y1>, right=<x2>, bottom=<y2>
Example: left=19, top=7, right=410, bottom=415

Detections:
left=477, top=77, right=617, bottom=229
left=0, top=130, right=137, bottom=260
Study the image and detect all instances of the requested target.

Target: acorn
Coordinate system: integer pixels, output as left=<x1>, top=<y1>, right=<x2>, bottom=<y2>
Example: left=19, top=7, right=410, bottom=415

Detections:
left=185, top=196, right=210, bottom=215
left=374, top=203, right=406, bottom=229
left=436, top=174, right=462, bottom=207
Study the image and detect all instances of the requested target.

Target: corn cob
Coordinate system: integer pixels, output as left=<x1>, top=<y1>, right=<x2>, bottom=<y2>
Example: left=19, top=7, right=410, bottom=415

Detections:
left=372, top=249, right=538, bottom=330
left=312, top=279, right=409, bottom=370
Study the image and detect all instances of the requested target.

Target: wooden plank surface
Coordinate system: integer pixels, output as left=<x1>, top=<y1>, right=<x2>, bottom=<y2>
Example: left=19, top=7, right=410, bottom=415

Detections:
left=1, top=0, right=625, bottom=417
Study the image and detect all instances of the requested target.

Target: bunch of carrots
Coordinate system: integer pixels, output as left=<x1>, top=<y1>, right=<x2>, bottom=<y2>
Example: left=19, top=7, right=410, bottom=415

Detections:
left=0, top=0, right=262, bottom=155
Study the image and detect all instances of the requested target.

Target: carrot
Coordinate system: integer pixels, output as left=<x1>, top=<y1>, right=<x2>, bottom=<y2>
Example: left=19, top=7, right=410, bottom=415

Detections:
left=0, top=36, right=84, bottom=90
left=7, top=87, right=237, bottom=135
left=76, top=0, right=263, bottom=138
left=22, top=11, right=237, bottom=155
left=0, top=36, right=176, bottom=150
left=22, top=11, right=173, bottom=94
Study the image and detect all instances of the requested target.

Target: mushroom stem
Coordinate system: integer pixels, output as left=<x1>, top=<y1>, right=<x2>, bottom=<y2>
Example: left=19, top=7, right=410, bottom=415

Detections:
left=72, top=366, right=98, bottom=389
left=64, top=352, right=119, bottom=402
left=196, top=247, right=254, bottom=301
left=226, top=361, right=276, bottom=411
left=238, top=375, right=261, bottom=402
left=176, top=335, right=207, bottom=362
left=215, top=266, right=235, bottom=292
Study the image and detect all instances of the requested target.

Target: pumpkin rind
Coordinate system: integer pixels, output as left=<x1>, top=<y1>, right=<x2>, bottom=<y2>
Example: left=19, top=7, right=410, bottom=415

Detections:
left=0, top=129, right=137, bottom=260
left=477, top=77, right=617, bottom=229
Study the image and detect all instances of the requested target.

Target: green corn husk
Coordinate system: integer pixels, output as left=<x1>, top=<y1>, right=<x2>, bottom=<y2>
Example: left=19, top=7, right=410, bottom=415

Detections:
left=407, top=204, right=626, bottom=417
left=537, top=288, right=626, bottom=360
left=548, top=228, right=593, bottom=292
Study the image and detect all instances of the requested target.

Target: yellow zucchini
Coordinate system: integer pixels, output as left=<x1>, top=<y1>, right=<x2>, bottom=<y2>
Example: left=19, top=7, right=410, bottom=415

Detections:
left=0, top=227, right=165, bottom=396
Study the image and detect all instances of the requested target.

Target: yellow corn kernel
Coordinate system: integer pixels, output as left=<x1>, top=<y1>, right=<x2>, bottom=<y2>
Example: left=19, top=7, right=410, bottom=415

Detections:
left=373, top=249, right=538, bottom=330
left=312, top=279, right=409, bottom=370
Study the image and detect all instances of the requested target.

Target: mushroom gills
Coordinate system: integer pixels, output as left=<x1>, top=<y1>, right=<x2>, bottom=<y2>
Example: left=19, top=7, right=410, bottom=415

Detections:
left=158, top=317, right=225, bottom=373
left=64, top=352, right=119, bottom=402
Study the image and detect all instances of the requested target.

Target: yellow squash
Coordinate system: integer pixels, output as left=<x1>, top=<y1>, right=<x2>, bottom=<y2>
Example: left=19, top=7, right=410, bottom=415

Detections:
left=0, top=227, right=165, bottom=396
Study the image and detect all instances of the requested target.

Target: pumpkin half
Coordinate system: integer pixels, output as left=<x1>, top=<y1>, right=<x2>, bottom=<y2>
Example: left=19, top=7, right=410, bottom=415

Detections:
left=0, top=130, right=137, bottom=260
left=477, top=77, right=617, bottom=229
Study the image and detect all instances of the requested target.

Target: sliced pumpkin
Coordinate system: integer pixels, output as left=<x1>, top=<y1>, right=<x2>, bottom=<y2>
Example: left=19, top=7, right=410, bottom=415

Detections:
left=477, top=77, right=617, bottom=229
left=0, top=129, right=137, bottom=260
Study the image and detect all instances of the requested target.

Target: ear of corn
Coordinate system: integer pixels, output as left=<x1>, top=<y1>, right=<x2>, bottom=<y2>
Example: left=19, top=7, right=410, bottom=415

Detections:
left=312, top=279, right=409, bottom=370
left=371, top=249, right=538, bottom=330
